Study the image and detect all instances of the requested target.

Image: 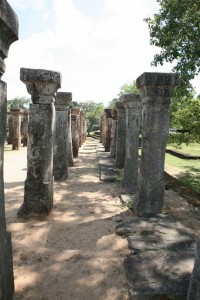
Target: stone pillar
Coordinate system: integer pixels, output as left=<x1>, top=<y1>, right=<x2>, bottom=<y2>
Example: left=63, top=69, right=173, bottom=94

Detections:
left=67, top=109, right=74, bottom=167
left=100, top=115, right=103, bottom=143
left=110, top=109, right=117, bottom=158
left=71, top=108, right=80, bottom=158
left=122, top=94, right=141, bottom=193
left=22, top=110, right=29, bottom=147
left=79, top=110, right=84, bottom=147
left=0, top=1, right=18, bottom=299
left=104, top=109, right=112, bottom=152
left=135, top=72, right=179, bottom=216
left=17, top=68, right=61, bottom=218
left=53, top=92, right=71, bottom=181
left=10, top=108, right=22, bottom=150
left=7, top=114, right=13, bottom=144
left=187, top=237, right=200, bottom=300
left=115, top=101, right=126, bottom=168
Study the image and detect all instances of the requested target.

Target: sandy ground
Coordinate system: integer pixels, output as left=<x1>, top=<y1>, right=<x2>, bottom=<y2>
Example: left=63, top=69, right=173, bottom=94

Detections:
left=4, top=138, right=200, bottom=300
left=4, top=139, right=131, bottom=300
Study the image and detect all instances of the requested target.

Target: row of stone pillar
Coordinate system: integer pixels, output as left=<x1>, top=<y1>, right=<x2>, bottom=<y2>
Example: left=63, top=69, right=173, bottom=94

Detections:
left=100, top=72, right=179, bottom=217
left=16, top=70, right=87, bottom=218
left=7, top=108, right=29, bottom=149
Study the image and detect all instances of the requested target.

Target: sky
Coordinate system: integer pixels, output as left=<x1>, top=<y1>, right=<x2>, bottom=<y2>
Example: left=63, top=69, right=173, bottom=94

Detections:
left=4, top=0, right=200, bottom=105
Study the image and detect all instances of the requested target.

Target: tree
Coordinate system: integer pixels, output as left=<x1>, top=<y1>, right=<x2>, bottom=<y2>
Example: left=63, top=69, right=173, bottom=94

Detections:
left=108, top=80, right=139, bottom=108
left=71, top=100, right=105, bottom=133
left=171, top=98, right=200, bottom=144
left=7, top=97, right=31, bottom=111
left=145, top=0, right=200, bottom=97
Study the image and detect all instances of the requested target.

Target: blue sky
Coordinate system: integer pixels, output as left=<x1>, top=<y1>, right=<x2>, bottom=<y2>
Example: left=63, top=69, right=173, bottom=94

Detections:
left=4, top=0, right=200, bottom=105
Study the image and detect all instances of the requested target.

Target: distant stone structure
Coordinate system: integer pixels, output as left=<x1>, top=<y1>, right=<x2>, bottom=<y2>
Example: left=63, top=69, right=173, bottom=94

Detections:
left=22, top=109, right=29, bottom=147
left=71, top=108, right=80, bottom=158
left=135, top=72, right=179, bottom=216
left=110, top=109, right=117, bottom=158
left=115, top=101, right=126, bottom=168
left=53, top=92, right=71, bottom=181
left=67, top=108, right=74, bottom=167
left=122, top=94, right=141, bottom=193
left=17, top=68, right=61, bottom=218
left=0, top=0, right=19, bottom=298
left=8, top=108, right=22, bottom=150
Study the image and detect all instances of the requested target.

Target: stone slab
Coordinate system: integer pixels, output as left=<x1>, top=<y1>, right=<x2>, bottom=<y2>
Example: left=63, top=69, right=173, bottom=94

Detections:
left=98, top=152, right=119, bottom=182
left=120, top=194, right=135, bottom=206
left=115, top=214, right=194, bottom=237
left=125, top=250, right=194, bottom=300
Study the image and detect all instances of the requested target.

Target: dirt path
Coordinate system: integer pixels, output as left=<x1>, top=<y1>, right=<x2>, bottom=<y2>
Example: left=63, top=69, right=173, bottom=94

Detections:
left=4, top=138, right=200, bottom=300
left=5, top=138, right=131, bottom=300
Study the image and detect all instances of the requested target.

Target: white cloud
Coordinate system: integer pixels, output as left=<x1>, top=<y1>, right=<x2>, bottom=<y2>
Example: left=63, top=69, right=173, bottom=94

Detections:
left=4, top=0, right=174, bottom=105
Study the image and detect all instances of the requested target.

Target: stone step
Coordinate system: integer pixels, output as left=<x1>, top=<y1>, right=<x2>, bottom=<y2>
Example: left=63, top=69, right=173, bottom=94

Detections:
left=97, top=151, right=119, bottom=182
left=116, top=214, right=195, bottom=299
left=125, top=250, right=194, bottom=300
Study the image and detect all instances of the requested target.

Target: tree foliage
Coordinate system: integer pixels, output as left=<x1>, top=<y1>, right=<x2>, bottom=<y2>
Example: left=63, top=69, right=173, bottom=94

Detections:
left=72, top=100, right=104, bottom=133
left=108, top=80, right=139, bottom=108
left=145, top=0, right=200, bottom=97
left=7, top=97, right=31, bottom=110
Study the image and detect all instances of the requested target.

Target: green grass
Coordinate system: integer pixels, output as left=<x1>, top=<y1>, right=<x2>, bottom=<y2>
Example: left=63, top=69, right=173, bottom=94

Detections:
left=165, top=153, right=200, bottom=193
left=167, top=143, right=200, bottom=155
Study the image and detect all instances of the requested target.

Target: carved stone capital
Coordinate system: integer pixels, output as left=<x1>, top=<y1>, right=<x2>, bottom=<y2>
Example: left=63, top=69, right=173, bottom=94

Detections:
left=0, top=0, right=19, bottom=77
left=136, top=72, right=179, bottom=104
left=20, top=68, right=61, bottom=103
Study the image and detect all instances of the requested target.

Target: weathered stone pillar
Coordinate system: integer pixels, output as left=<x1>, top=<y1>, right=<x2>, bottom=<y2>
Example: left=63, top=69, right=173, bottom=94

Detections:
left=122, top=94, right=141, bottom=193
left=10, top=108, right=22, bottom=150
left=7, top=114, right=13, bottom=144
left=104, top=109, right=112, bottom=152
left=22, top=109, right=29, bottom=147
left=110, top=109, right=117, bottom=158
left=17, top=68, right=61, bottom=218
left=79, top=110, right=84, bottom=146
left=53, top=92, right=71, bottom=181
left=67, top=109, right=74, bottom=167
left=0, top=1, right=18, bottom=299
left=71, top=108, right=80, bottom=158
left=115, top=101, right=126, bottom=168
left=135, top=72, right=179, bottom=216
left=187, top=237, right=200, bottom=300
left=100, top=115, right=103, bottom=143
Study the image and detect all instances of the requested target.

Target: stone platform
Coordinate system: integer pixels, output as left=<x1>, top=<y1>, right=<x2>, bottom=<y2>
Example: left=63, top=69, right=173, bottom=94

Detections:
left=97, top=147, right=119, bottom=182
left=116, top=215, right=196, bottom=299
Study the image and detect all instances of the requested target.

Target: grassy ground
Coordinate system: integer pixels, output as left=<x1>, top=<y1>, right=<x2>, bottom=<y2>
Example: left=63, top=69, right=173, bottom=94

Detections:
left=165, top=149, right=200, bottom=193
left=167, top=143, right=200, bottom=155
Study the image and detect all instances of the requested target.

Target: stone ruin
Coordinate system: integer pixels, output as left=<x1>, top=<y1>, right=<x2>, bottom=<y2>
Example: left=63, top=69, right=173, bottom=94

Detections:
left=100, top=72, right=179, bottom=215
left=99, top=72, right=200, bottom=299
left=0, top=0, right=199, bottom=298
left=7, top=108, right=29, bottom=148
left=0, top=0, right=18, bottom=299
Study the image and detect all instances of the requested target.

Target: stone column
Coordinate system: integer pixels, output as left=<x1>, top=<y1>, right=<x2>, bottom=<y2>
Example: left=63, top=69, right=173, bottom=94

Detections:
left=122, top=94, right=141, bottom=193
left=0, top=1, right=18, bottom=299
left=187, top=237, right=200, bottom=300
left=7, top=113, right=13, bottom=144
left=115, top=101, right=126, bottom=168
left=110, top=109, right=117, bottom=158
left=135, top=72, right=179, bottom=216
left=67, top=109, right=74, bottom=167
left=53, top=92, right=71, bottom=181
left=17, top=68, right=61, bottom=218
left=10, top=108, right=22, bottom=150
left=22, top=109, right=29, bottom=147
left=104, top=109, right=112, bottom=152
left=71, top=108, right=80, bottom=158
